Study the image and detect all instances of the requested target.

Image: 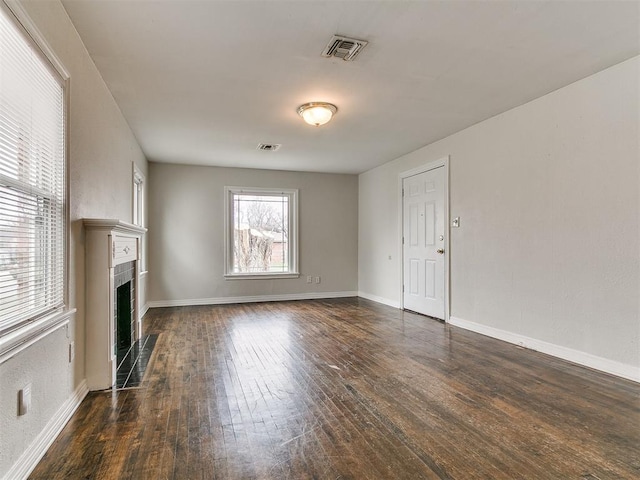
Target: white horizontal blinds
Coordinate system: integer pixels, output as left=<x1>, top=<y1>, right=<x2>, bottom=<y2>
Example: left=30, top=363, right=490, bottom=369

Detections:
left=0, top=6, right=65, bottom=333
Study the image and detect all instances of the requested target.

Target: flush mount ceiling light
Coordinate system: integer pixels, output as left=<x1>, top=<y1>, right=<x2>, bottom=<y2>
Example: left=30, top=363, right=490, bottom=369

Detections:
left=297, top=102, right=338, bottom=126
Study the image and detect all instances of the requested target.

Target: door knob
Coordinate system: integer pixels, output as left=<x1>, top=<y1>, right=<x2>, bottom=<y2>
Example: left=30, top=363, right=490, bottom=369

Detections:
left=436, top=248, right=445, bottom=254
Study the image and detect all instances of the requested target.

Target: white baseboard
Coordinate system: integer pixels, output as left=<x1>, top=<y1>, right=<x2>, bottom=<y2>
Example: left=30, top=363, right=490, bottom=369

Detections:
left=449, top=316, right=640, bottom=383
left=3, top=380, right=89, bottom=480
left=357, top=291, right=400, bottom=309
left=148, top=291, right=359, bottom=308
left=141, top=303, right=149, bottom=317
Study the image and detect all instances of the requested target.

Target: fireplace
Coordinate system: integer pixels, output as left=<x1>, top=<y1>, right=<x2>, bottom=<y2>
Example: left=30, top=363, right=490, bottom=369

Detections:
left=84, top=219, right=146, bottom=390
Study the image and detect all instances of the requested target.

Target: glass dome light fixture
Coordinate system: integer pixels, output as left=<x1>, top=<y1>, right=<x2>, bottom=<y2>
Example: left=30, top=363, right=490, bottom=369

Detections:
left=297, top=102, right=338, bottom=126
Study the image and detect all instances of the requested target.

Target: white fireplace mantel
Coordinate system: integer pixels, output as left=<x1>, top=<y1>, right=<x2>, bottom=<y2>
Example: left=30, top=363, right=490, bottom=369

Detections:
left=84, top=218, right=147, bottom=390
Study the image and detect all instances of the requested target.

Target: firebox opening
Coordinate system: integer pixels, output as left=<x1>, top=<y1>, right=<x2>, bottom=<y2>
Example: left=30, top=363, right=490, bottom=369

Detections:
left=116, top=280, right=133, bottom=366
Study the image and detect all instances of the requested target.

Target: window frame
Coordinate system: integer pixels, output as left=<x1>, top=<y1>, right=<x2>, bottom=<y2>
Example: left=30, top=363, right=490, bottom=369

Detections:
left=132, top=162, right=146, bottom=272
left=132, top=162, right=145, bottom=228
left=224, top=186, right=299, bottom=280
left=0, top=0, right=72, bottom=361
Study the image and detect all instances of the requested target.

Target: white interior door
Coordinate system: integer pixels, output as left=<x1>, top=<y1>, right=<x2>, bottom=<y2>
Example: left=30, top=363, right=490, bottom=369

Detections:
left=402, top=167, right=445, bottom=319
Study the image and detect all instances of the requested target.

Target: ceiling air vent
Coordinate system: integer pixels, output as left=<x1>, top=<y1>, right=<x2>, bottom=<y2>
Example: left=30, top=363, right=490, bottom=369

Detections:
left=257, top=143, right=281, bottom=151
left=321, top=35, right=368, bottom=61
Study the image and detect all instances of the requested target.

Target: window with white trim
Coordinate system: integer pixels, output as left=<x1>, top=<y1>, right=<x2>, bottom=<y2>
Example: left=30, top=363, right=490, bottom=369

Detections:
left=132, top=162, right=145, bottom=271
left=0, top=4, right=67, bottom=335
left=225, top=187, right=298, bottom=278
left=133, top=163, right=144, bottom=227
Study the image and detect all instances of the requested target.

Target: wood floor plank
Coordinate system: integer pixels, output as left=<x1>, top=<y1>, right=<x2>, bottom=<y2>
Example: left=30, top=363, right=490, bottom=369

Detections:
left=29, top=298, right=640, bottom=479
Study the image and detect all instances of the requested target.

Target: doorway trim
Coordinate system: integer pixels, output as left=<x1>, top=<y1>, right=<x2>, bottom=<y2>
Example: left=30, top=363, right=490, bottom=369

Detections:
left=398, top=156, right=450, bottom=322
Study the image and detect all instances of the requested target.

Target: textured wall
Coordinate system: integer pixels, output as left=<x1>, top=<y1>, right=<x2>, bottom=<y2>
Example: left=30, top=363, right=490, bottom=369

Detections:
left=0, top=0, right=148, bottom=476
left=148, top=164, right=358, bottom=303
left=359, top=57, right=639, bottom=370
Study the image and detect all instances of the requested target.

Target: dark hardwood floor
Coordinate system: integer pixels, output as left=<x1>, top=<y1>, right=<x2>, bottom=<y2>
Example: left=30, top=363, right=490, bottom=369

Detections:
left=30, top=298, right=640, bottom=479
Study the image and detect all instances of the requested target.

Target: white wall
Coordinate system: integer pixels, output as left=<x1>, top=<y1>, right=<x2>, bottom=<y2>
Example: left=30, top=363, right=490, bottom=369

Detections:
left=148, top=163, right=358, bottom=305
left=0, top=1, right=148, bottom=477
left=359, top=57, right=639, bottom=378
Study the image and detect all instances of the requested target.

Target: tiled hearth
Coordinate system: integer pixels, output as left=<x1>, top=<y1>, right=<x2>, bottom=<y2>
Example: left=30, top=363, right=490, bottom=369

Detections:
left=115, top=334, right=158, bottom=389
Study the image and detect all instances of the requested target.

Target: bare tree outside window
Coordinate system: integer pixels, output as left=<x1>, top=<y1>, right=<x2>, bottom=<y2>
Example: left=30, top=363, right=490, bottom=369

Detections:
left=232, top=194, right=289, bottom=273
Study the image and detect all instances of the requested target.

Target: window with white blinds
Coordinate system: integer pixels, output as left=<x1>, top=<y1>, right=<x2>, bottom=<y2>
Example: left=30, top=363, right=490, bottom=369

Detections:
left=0, top=5, right=66, bottom=335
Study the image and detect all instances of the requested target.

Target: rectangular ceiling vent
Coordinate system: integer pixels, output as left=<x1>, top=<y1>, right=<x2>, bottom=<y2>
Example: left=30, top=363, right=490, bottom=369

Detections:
left=321, top=35, right=368, bottom=61
left=257, top=143, right=281, bottom=151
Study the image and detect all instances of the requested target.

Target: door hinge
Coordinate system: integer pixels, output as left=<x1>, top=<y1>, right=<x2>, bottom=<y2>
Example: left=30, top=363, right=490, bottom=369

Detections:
left=402, top=188, right=405, bottom=197
left=402, top=285, right=405, bottom=293
left=402, top=237, right=404, bottom=245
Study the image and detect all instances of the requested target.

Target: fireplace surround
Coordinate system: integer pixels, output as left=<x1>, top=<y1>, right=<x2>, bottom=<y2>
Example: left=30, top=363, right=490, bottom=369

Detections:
left=84, top=219, right=146, bottom=390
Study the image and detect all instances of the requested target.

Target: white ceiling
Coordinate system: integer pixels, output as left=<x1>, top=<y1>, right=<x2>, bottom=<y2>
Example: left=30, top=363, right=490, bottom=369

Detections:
left=61, top=0, right=639, bottom=174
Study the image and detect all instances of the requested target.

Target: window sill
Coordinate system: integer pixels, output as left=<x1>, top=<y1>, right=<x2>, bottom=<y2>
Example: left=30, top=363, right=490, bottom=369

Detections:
left=0, top=308, right=76, bottom=365
left=224, top=272, right=300, bottom=280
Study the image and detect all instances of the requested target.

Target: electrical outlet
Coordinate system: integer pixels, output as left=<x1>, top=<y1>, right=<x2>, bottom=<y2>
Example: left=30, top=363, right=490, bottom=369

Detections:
left=18, top=384, right=31, bottom=416
left=69, top=341, right=75, bottom=363
left=314, top=276, right=321, bottom=284
left=306, top=276, right=312, bottom=284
